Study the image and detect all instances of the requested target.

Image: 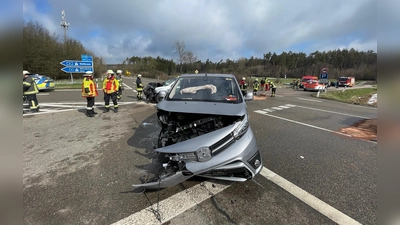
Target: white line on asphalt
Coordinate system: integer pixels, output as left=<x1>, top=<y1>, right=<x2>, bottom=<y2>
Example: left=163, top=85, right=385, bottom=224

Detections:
left=294, top=105, right=371, bottom=119
left=298, top=97, right=322, bottom=102
left=260, top=168, right=362, bottom=225
left=123, top=83, right=137, bottom=93
left=23, top=109, right=75, bottom=116
left=37, top=93, right=50, bottom=95
left=264, top=113, right=352, bottom=137
left=112, top=181, right=232, bottom=225
left=113, top=166, right=362, bottom=225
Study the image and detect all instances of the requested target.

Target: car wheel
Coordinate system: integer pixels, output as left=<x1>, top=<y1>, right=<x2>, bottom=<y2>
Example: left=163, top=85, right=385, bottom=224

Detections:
left=156, top=94, right=164, bottom=103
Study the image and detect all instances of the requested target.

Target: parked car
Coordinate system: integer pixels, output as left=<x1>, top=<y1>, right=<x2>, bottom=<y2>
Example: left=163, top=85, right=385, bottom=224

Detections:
left=303, top=80, right=326, bottom=91
left=29, top=74, right=55, bottom=90
left=299, top=75, right=318, bottom=88
left=133, top=73, right=263, bottom=190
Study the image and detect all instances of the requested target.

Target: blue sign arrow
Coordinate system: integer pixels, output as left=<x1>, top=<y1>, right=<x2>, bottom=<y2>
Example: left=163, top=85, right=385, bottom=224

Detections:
left=81, top=54, right=93, bottom=61
left=60, top=60, right=93, bottom=67
left=61, top=67, right=94, bottom=73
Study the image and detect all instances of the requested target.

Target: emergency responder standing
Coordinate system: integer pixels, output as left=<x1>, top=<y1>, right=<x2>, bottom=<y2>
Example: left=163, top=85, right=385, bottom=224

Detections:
left=239, top=77, right=248, bottom=96
left=23, top=70, right=39, bottom=113
left=253, top=78, right=260, bottom=95
left=82, top=71, right=98, bottom=117
left=102, top=70, right=119, bottom=113
left=260, top=78, right=265, bottom=91
left=270, top=81, right=277, bottom=97
left=265, top=79, right=270, bottom=91
left=136, top=74, right=144, bottom=100
left=116, top=70, right=123, bottom=101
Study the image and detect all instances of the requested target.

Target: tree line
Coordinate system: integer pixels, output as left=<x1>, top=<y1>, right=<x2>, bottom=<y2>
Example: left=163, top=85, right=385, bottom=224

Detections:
left=23, top=21, right=377, bottom=81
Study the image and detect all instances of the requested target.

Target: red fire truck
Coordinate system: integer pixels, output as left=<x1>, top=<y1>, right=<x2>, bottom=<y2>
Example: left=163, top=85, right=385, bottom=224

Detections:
left=338, top=77, right=355, bottom=87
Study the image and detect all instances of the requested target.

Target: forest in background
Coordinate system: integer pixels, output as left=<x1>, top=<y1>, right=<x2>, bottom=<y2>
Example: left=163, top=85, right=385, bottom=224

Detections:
left=23, top=21, right=377, bottom=81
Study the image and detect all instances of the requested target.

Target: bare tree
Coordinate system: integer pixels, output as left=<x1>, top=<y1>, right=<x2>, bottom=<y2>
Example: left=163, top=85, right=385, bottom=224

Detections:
left=186, top=51, right=198, bottom=64
left=173, top=40, right=187, bottom=65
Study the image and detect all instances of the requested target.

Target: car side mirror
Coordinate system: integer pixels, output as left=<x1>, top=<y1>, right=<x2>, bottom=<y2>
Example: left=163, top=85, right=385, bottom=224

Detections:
left=244, top=92, right=254, bottom=101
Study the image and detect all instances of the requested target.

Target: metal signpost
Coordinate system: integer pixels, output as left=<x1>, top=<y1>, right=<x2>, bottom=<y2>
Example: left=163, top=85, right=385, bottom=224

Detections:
left=60, top=54, right=94, bottom=83
left=319, top=67, right=329, bottom=85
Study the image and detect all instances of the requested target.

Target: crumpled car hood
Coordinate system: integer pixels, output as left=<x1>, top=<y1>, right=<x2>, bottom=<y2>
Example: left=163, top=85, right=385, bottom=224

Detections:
left=155, top=123, right=236, bottom=154
left=157, top=101, right=247, bottom=116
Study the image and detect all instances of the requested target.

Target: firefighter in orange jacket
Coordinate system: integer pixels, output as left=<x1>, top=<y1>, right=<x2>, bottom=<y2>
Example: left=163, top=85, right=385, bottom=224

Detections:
left=102, top=70, right=120, bottom=113
left=82, top=71, right=99, bottom=117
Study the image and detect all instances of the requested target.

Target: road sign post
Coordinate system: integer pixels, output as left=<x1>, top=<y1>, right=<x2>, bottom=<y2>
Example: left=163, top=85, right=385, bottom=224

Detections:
left=60, top=55, right=93, bottom=83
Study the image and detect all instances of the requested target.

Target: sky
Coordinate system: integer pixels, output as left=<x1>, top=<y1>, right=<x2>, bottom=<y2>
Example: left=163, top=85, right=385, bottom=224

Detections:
left=21, top=0, right=379, bottom=64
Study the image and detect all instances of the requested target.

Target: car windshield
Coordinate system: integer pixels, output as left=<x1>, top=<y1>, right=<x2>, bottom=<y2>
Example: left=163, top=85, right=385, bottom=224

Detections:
left=167, top=76, right=242, bottom=103
left=164, top=78, right=177, bottom=86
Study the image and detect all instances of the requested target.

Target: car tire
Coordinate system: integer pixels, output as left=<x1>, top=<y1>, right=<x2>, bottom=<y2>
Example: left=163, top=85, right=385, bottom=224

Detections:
left=155, top=94, right=163, bottom=103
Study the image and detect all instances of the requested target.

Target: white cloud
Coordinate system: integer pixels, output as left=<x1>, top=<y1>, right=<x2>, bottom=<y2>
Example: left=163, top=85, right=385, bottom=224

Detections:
left=23, top=0, right=377, bottom=64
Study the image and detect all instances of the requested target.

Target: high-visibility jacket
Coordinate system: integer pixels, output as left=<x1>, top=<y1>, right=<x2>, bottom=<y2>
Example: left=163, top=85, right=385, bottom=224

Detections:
left=253, top=81, right=259, bottom=91
left=136, top=78, right=143, bottom=91
left=239, top=80, right=248, bottom=91
left=103, top=77, right=119, bottom=94
left=82, top=77, right=99, bottom=97
left=23, top=76, right=39, bottom=95
left=270, top=83, right=276, bottom=88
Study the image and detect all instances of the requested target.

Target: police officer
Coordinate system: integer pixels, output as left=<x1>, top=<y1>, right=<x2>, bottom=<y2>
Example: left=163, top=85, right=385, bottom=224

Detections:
left=102, top=70, right=119, bottom=113
left=136, top=74, right=144, bottom=100
left=23, top=70, right=39, bottom=113
left=116, top=70, right=123, bottom=101
left=270, top=81, right=277, bottom=97
left=82, top=71, right=98, bottom=117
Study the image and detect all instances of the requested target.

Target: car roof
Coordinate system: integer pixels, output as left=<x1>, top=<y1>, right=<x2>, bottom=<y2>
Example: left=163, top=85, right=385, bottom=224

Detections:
left=179, top=73, right=235, bottom=78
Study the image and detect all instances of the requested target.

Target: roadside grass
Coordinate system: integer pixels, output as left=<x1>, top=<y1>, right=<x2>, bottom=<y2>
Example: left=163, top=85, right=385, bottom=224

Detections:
left=317, top=87, right=377, bottom=106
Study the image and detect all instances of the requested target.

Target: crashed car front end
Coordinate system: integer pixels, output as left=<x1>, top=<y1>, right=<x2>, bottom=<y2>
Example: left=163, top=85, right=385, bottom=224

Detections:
left=133, top=74, right=263, bottom=189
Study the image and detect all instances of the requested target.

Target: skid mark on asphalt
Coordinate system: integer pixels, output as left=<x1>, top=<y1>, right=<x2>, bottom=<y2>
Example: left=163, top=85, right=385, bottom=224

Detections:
left=113, top=167, right=362, bottom=225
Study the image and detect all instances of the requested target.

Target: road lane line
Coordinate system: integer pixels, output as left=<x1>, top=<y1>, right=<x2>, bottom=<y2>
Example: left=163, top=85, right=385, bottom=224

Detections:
left=112, top=181, right=231, bottom=225
left=23, top=109, right=75, bottom=116
left=264, top=113, right=352, bottom=137
left=294, top=105, right=371, bottom=119
left=298, top=98, right=322, bottom=102
left=260, top=168, right=362, bottom=225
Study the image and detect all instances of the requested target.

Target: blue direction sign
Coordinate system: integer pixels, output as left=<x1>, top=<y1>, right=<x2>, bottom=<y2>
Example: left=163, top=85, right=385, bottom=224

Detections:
left=81, top=54, right=93, bottom=61
left=61, top=67, right=94, bottom=73
left=320, top=73, right=328, bottom=79
left=60, top=60, right=93, bottom=67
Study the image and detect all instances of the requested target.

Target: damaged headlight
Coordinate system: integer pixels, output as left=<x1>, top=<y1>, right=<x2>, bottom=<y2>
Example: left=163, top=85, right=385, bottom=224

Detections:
left=196, top=147, right=212, bottom=162
left=233, top=114, right=249, bottom=139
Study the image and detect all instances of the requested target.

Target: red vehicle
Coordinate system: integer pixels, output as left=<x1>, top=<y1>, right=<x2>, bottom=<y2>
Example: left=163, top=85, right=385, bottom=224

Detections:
left=338, top=77, right=355, bottom=87
left=299, top=75, right=318, bottom=88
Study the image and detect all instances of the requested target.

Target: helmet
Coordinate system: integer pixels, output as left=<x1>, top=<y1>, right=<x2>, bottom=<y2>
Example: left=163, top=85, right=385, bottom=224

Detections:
left=117, top=70, right=122, bottom=74
left=23, top=70, right=30, bottom=75
left=256, top=78, right=258, bottom=81
left=84, top=71, right=93, bottom=76
left=138, top=74, right=142, bottom=77
left=107, top=69, right=114, bottom=74
left=242, top=77, right=246, bottom=80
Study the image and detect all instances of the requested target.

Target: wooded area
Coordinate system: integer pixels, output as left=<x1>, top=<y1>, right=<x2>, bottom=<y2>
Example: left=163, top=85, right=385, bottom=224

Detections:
left=23, top=21, right=377, bottom=81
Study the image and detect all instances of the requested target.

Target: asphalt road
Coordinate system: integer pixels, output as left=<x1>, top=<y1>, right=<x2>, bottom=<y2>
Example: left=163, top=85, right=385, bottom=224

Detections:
left=23, top=80, right=377, bottom=225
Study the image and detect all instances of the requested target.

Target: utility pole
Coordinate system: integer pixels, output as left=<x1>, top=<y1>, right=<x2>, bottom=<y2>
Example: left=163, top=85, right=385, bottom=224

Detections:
left=60, top=10, right=73, bottom=82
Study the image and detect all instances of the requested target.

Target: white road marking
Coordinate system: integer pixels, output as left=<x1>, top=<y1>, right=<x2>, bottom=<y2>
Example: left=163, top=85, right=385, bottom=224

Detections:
left=113, top=166, right=362, bottom=225
left=37, top=93, right=50, bottom=96
left=112, top=181, right=232, bottom=225
left=271, top=107, right=284, bottom=110
left=294, top=105, right=371, bottom=119
left=23, top=108, right=75, bottom=116
left=254, top=110, right=268, bottom=115
left=123, top=83, right=137, bottom=93
left=262, top=108, right=275, bottom=112
left=298, top=97, right=322, bottom=102
left=260, top=168, right=362, bottom=225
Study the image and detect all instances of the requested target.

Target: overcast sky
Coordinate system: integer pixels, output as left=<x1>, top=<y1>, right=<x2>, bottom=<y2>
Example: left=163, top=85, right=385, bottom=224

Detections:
left=22, top=0, right=378, bottom=64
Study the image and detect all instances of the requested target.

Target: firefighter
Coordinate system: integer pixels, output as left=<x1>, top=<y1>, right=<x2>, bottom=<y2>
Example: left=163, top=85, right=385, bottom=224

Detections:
left=136, top=74, right=144, bottom=100
left=82, top=71, right=98, bottom=117
left=239, top=77, right=248, bottom=96
left=23, top=70, right=39, bottom=113
left=265, top=79, right=270, bottom=91
left=260, top=78, right=265, bottom=91
left=253, top=78, right=260, bottom=95
left=270, top=81, right=277, bottom=97
left=102, top=70, right=119, bottom=113
left=116, top=70, right=123, bottom=101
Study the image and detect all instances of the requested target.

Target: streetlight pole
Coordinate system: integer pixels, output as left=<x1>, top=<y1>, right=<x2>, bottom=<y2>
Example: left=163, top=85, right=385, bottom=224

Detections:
left=60, top=10, right=73, bottom=82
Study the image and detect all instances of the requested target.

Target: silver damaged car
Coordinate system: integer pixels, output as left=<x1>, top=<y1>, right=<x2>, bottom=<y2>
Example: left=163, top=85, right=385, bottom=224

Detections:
left=134, top=73, right=263, bottom=190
